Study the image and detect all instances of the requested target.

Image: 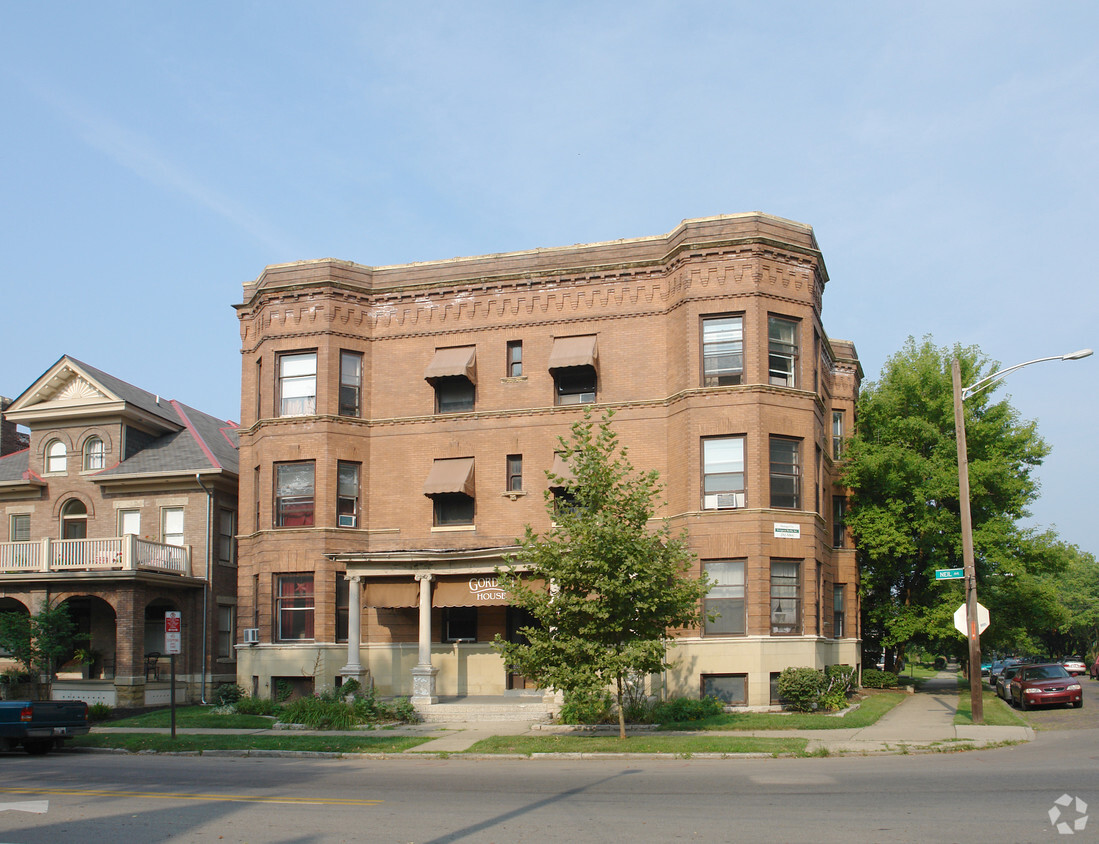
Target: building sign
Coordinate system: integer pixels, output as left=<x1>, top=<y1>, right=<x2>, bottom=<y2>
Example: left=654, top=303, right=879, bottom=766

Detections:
left=469, top=577, right=506, bottom=602
left=773, top=523, right=801, bottom=540
left=164, top=611, right=181, bottom=655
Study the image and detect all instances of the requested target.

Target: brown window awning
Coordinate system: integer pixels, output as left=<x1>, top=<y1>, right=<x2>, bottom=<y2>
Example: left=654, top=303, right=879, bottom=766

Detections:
left=363, top=579, right=419, bottom=608
left=548, top=335, right=598, bottom=370
left=425, top=346, right=477, bottom=384
left=423, top=457, right=475, bottom=497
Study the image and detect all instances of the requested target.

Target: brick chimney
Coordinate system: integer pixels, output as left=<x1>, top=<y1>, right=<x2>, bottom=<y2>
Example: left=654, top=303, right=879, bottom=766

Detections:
left=1, top=396, right=29, bottom=456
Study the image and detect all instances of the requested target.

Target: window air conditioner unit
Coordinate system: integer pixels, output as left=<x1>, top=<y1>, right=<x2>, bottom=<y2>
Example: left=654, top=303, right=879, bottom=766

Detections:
left=703, top=493, right=745, bottom=510
left=242, top=628, right=260, bottom=645
left=338, top=515, right=357, bottom=528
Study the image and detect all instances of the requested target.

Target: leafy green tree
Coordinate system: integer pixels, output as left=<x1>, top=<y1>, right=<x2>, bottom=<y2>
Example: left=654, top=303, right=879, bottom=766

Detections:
left=840, top=336, right=1055, bottom=668
left=0, top=602, right=80, bottom=679
left=494, top=410, right=709, bottom=739
left=1036, top=543, right=1099, bottom=658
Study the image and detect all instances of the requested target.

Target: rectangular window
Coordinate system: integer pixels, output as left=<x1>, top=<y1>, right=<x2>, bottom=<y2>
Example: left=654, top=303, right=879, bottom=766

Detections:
left=276, top=575, right=315, bottom=641
left=770, top=560, right=800, bottom=635
left=769, top=437, right=800, bottom=509
left=554, top=368, right=596, bottom=405
left=336, top=576, right=349, bottom=643
left=506, top=341, right=523, bottom=377
left=702, top=436, right=746, bottom=509
left=770, top=672, right=785, bottom=705
left=337, top=461, right=360, bottom=528
left=435, top=377, right=475, bottom=413
left=832, top=410, right=845, bottom=458
left=276, top=462, right=315, bottom=527
left=339, top=351, right=363, bottom=417
left=161, top=507, right=184, bottom=546
left=278, top=352, right=317, bottom=417
left=702, top=673, right=746, bottom=705
left=768, top=316, right=799, bottom=387
left=444, top=607, right=478, bottom=642
left=255, top=357, right=263, bottom=421
left=10, top=514, right=30, bottom=542
left=703, top=560, right=745, bottom=635
left=702, top=315, right=743, bottom=386
left=506, top=455, right=523, bottom=492
left=434, top=494, right=474, bottom=526
left=833, top=584, right=846, bottom=638
left=217, top=605, right=235, bottom=659
left=218, top=509, right=236, bottom=564
left=119, top=509, right=140, bottom=536
left=832, top=496, right=846, bottom=548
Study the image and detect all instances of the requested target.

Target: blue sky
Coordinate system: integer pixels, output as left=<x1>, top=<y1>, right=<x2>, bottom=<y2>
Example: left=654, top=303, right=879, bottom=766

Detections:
left=2, top=2, right=1096, bottom=556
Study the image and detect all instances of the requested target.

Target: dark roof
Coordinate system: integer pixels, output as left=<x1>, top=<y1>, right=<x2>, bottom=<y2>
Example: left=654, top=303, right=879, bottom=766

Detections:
left=0, top=448, right=31, bottom=483
left=66, top=357, right=182, bottom=426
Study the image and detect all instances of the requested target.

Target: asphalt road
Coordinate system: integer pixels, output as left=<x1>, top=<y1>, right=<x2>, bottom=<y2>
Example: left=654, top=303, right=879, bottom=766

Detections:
left=0, top=724, right=1096, bottom=844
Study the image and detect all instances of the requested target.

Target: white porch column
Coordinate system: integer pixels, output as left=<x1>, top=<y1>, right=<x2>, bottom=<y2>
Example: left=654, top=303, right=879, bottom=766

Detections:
left=338, top=575, right=370, bottom=690
left=410, top=572, right=438, bottom=705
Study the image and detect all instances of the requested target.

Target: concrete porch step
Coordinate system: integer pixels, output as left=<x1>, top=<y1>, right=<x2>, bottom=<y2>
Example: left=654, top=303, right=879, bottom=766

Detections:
left=416, top=702, right=554, bottom=723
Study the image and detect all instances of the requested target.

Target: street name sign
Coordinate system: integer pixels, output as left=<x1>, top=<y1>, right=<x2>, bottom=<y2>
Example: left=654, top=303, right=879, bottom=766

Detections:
left=935, top=568, right=965, bottom=580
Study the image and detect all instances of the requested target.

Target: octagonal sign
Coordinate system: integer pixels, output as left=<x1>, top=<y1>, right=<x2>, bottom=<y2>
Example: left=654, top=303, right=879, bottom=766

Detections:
left=954, top=602, right=990, bottom=637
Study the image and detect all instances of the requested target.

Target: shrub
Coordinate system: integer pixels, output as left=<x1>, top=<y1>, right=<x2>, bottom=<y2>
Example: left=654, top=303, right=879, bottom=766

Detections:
left=212, top=683, right=246, bottom=707
left=87, top=703, right=113, bottom=722
left=559, top=687, right=614, bottom=724
left=861, top=668, right=900, bottom=689
left=933, top=656, right=947, bottom=670
left=777, top=666, right=825, bottom=712
left=651, top=696, right=724, bottom=723
left=280, top=696, right=357, bottom=730
left=235, top=695, right=281, bottom=716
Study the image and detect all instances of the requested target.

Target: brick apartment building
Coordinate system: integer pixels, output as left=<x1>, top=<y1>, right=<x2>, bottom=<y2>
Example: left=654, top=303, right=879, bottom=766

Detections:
left=234, top=213, right=861, bottom=708
left=0, top=358, right=239, bottom=706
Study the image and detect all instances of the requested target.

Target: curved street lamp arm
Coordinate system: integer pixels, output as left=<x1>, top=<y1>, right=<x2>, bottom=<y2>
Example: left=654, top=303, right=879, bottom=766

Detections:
left=961, top=349, right=1093, bottom=401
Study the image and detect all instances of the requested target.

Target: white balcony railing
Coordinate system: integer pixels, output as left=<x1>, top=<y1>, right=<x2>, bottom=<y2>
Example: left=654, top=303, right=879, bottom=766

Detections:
left=0, top=536, right=192, bottom=577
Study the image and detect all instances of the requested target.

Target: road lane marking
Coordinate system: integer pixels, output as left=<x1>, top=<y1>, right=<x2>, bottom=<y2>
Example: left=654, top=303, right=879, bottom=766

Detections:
left=0, top=801, right=49, bottom=814
left=0, top=787, right=379, bottom=807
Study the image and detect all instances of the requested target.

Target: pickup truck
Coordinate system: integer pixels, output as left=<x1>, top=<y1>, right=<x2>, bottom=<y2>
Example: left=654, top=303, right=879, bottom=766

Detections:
left=0, top=700, right=90, bottom=754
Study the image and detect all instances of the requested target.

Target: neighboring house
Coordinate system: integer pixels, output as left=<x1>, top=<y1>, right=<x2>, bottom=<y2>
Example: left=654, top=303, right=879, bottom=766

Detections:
left=0, top=357, right=239, bottom=707
left=234, top=213, right=861, bottom=708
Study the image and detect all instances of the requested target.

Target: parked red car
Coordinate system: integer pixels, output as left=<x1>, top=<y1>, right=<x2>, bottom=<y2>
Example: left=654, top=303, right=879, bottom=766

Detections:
left=1010, top=663, right=1082, bottom=710
left=1090, top=657, right=1099, bottom=680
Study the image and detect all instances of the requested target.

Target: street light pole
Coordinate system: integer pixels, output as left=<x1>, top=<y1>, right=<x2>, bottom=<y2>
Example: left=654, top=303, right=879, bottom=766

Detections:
left=951, top=348, right=1092, bottom=725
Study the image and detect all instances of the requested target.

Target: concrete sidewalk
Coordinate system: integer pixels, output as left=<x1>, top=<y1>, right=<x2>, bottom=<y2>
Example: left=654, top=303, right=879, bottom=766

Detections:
left=90, top=673, right=1033, bottom=757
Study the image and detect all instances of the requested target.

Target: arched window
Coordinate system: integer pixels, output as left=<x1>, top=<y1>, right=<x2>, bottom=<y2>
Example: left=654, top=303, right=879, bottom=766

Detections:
left=46, top=440, right=67, bottom=473
left=83, top=437, right=105, bottom=471
left=61, top=499, right=87, bottom=540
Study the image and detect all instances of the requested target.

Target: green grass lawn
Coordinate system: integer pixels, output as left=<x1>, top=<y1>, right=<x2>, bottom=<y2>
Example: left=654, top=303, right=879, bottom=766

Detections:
left=954, top=677, right=1028, bottom=727
left=71, top=733, right=430, bottom=754
left=100, top=706, right=277, bottom=730
left=658, top=689, right=906, bottom=731
left=464, top=733, right=809, bottom=756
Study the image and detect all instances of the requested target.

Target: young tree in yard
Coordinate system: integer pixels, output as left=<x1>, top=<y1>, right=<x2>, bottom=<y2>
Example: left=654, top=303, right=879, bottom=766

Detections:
left=841, top=337, right=1057, bottom=670
left=494, top=410, right=709, bottom=739
left=0, top=602, right=80, bottom=679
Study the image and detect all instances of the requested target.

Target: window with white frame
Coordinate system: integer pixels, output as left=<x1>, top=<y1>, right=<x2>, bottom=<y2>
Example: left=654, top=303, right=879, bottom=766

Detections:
left=769, top=437, right=800, bottom=509
left=768, top=316, right=799, bottom=387
left=833, top=584, right=846, bottom=638
left=702, top=436, right=746, bottom=510
left=337, top=461, right=359, bottom=528
left=770, top=560, right=800, bottom=635
left=339, top=351, right=362, bottom=417
left=161, top=507, right=184, bottom=546
left=832, top=496, right=846, bottom=548
left=276, top=574, right=314, bottom=641
left=703, top=559, right=745, bottom=635
left=10, top=514, right=30, bottom=542
left=278, top=352, right=317, bottom=416
left=276, top=462, right=315, bottom=527
left=832, top=410, right=845, bottom=458
left=46, top=440, right=67, bottom=473
left=118, top=509, right=140, bottom=536
left=83, top=437, right=105, bottom=471
left=702, top=315, right=743, bottom=386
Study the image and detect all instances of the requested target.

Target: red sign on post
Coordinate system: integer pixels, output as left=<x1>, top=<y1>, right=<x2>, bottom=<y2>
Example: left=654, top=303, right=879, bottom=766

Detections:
left=165, top=611, right=182, bottom=655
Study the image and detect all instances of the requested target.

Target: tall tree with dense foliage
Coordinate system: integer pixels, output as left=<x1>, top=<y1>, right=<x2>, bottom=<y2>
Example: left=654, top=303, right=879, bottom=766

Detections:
left=494, top=410, right=709, bottom=739
left=840, top=336, right=1055, bottom=668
